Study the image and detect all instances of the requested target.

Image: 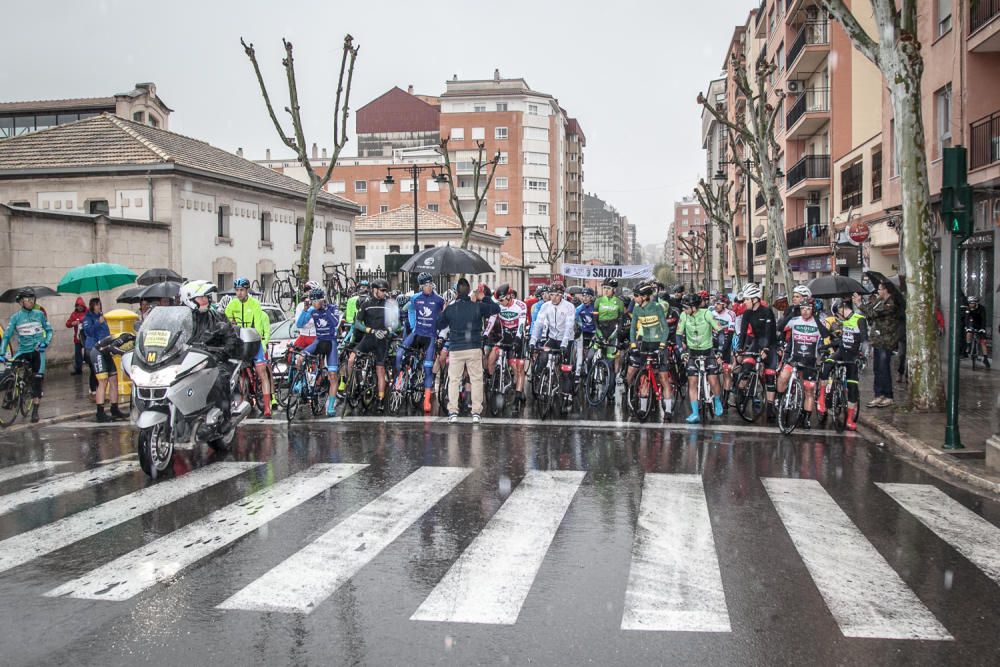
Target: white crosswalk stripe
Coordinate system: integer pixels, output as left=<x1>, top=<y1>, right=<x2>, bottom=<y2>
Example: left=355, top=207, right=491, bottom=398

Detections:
left=45, top=463, right=367, bottom=601
left=218, top=466, right=472, bottom=614
left=878, top=483, right=1000, bottom=586
left=0, top=461, right=70, bottom=485
left=621, top=474, right=731, bottom=632
left=762, top=478, right=952, bottom=640
left=411, top=470, right=585, bottom=625
left=0, top=460, right=141, bottom=516
left=0, top=462, right=259, bottom=575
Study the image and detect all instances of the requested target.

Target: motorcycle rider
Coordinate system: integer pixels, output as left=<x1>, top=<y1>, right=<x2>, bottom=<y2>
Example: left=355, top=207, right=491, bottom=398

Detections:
left=180, top=280, right=243, bottom=424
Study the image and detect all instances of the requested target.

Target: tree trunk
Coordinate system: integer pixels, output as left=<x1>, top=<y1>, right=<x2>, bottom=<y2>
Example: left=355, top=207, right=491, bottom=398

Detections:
left=889, top=63, right=945, bottom=410
left=298, top=188, right=317, bottom=285
left=728, top=227, right=742, bottom=291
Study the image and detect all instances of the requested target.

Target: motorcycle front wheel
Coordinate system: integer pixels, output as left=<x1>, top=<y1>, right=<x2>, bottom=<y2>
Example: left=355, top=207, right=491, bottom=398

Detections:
left=137, top=423, right=173, bottom=479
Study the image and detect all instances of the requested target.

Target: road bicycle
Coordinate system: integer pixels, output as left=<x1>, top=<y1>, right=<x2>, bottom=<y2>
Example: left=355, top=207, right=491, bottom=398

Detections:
left=775, top=361, right=819, bottom=435
left=626, top=345, right=664, bottom=423
left=685, top=351, right=719, bottom=426
left=965, top=327, right=992, bottom=370
left=388, top=343, right=426, bottom=415
left=0, top=357, right=36, bottom=427
left=322, top=263, right=357, bottom=307
left=535, top=343, right=573, bottom=420
left=344, top=351, right=378, bottom=413
left=733, top=349, right=768, bottom=423
left=269, top=269, right=302, bottom=313
left=285, top=350, right=330, bottom=422
left=237, top=360, right=266, bottom=416
left=825, top=356, right=865, bottom=433
left=584, top=333, right=617, bottom=407
left=486, top=342, right=518, bottom=416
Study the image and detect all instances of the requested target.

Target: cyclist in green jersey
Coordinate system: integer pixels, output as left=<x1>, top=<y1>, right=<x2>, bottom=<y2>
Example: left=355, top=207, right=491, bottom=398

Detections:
left=594, top=277, right=626, bottom=373
left=676, top=293, right=724, bottom=422
left=627, top=281, right=674, bottom=417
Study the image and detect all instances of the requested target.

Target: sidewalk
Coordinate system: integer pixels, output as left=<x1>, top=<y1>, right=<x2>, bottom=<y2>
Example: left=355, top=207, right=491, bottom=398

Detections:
left=3, top=363, right=106, bottom=431
left=858, top=358, right=1000, bottom=495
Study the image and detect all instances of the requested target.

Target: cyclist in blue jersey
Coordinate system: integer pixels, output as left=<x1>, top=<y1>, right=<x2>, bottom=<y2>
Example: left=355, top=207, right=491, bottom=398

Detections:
left=575, top=287, right=597, bottom=379
left=396, top=272, right=446, bottom=413
left=0, top=288, right=54, bottom=423
left=295, top=287, right=341, bottom=416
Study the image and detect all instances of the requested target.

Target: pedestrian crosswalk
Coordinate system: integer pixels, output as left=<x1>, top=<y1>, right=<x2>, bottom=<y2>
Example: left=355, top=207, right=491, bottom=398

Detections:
left=0, top=456, right=997, bottom=642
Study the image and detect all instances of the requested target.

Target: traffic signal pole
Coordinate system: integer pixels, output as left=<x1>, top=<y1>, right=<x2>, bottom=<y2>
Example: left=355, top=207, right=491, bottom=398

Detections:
left=943, top=146, right=971, bottom=450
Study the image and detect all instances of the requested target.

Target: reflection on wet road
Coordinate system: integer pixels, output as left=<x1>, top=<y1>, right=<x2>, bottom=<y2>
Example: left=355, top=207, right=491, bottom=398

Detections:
left=0, top=420, right=998, bottom=666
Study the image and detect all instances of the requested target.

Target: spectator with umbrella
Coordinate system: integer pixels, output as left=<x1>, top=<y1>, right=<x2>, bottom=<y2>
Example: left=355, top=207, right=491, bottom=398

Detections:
left=855, top=280, right=900, bottom=408
left=65, top=297, right=87, bottom=375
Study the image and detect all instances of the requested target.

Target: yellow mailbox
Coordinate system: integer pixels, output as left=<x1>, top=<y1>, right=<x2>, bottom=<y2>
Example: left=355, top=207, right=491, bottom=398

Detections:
left=103, top=308, right=140, bottom=401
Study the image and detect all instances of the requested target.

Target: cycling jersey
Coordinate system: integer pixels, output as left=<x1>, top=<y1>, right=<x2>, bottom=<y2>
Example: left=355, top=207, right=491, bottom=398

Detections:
left=837, top=312, right=868, bottom=355
left=529, top=299, right=548, bottom=339
left=530, top=299, right=576, bottom=347
left=738, top=305, right=777, bottom=351
left=408, top=291, right=446, bottom=338
left=488, top=298, right=527, bottom=339
left=711, top=308, right=737, bottom=331
left=781, top=315, right=830, bottom=365
left=354, top=296, right=395, bottom=333
left=630, top=301, right=669, bottom=344
left=293, top=301, right=317, bottom=337
left=576, top=303, right=597, bottom=334
left=594, top=295, right=624, bottom=322
left=677, top=308, right=721, bottom=351
left=963, top=305, right=987, bottom=330
left=344, top=294, right=364, bottom=325
left=296, top=304, right=340, bottom=340
left=1, top=308, right=53, bottom=358
left=224, top=296, right=270, bottom=346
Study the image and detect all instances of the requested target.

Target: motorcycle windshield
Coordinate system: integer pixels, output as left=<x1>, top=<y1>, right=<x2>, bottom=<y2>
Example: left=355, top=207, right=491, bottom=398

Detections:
left=137, top=306, right=193, bottom=366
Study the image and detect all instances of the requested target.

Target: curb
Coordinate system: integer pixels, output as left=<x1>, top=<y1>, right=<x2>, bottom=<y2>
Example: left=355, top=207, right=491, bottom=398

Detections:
left=3, top=409, right=94, bottom=434
left=859, top=413, right=1000, bottom=496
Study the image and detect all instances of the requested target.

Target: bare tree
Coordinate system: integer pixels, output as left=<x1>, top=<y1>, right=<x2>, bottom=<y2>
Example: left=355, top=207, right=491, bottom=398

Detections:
left=242, top=36, right=359, bottom=285
left=699, top=55, right=792, bottom=299
left=820, top=0, right=943, bottom=411
left=695, top=172, right=745, bottom=291
left=532, top=228, right=569, bottom=277
left=676, top=229, right=708, bottom=289
left=438, top=138, right=501, bottom=250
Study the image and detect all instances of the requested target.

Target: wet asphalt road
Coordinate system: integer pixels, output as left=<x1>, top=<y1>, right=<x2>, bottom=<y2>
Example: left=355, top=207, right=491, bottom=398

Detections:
left=0, top=416, right=998, bottom=666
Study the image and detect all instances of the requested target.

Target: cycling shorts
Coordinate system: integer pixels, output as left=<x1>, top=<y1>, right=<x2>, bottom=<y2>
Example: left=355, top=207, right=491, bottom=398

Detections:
left=304, top=338, right=339, bottom=372
left=783, top=362, right=818, bottom=382
left=628, top=342, right=669, bottom=373
left=686, top=348, right=720, bottom=376
left=403, top=333, right=436, bottom=365
left=742, top=345, right=777, bottom=371
left=355, top=333, right=389, bottom=365
left=254, top=345, right=267, bottom=366
left=90, top=348, right=117, bottom=380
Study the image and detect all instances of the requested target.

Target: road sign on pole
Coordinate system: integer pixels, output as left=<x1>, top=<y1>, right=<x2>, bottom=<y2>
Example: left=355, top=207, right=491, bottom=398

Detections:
left=943, top=146, right=970, bottom=450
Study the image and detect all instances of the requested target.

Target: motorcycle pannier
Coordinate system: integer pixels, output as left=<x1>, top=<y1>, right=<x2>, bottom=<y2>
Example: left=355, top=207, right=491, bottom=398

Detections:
left=238, top=328, right=261, bottom=363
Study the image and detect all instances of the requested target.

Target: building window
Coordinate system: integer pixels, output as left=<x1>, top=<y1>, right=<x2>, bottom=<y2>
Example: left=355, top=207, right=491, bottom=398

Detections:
left=216, top=273, right=232, bottom=292
left=841, top=161, right=863, bottom=210
left=354, top=180, right=367, bottom=193
left=133, top=111, right=145, bottom=123
left=355, top=245, right=366, bottom=260
left=498, top=152, right=508, bottom=165
left=936, top=84, right=952, bottom=157
left=474, top=104, right=486, bottom=113
left=389, top=245, right=401, bottom=253
left=401, top=179, right=414, bottom=193
left=217, top=205, right=231, bottom=238
left=295, top=217, right=305, bottom=245
left=147, top=114, right=159, bottom=128
left=426, top=178, right=440, bottom=192
left=496, top=103, right=508, bottom=112
left=325, top=222, right=335, bottom=249
left=495, top=127, right=508, bottom=140
left=359, top=205, right=367, bottom=216
left=88, top=200, right=110, bottom=215
left=329, top=181, right=346, bottom=193
left=524, top=126, right=548, bottom=141
left=472, top=127, right=485, bottom=140
left=889, top=120, right=898, bottom=177
left=495, top=176, right=509, bottom=190
left=937, top=0, right=952, bottom=36
left=523, top=152, right=548, bottom=166
left=495, top=202, right=509, bottom=215
left=451, top=127, right=465, bottom=140
left=524, top=178, right=548, bottom=191
left=380, top=204, right=389, bottom=213
left=569, top=152, right=577, bottom=162
left=871, top=149, right=883, bottom=202
left=427, top=203, right=439, bottom=212
left=260, top=211, right=271, bottom=241
left=528, top=103, right=539, bottom=115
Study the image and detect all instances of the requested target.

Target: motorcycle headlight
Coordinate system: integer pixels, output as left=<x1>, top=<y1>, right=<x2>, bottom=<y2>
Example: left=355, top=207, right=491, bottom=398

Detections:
left=131, top=365, right=183, bottom=387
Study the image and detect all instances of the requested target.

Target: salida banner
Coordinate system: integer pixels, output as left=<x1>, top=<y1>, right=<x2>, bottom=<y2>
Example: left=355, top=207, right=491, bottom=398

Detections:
left=561, top=264, right=654, bottom=280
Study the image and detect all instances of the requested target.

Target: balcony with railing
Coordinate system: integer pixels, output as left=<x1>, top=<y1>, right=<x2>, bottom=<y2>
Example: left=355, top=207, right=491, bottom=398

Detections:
left=754, top=238, right=768, bottom=257
left=755, top=191, right=766, bottom=213
left=971, top=110, right=1000, bottom=170
left=786, top=224, right=830, bottom=253
left=786, top=88, right=830, bottom=139
left=754, top=0, right=767, bottom=37
left=787, top=21, right=830, bottom=78
left=785, top=154, right=831, bottom=197
left=970, top=0, right=1000, bottom=38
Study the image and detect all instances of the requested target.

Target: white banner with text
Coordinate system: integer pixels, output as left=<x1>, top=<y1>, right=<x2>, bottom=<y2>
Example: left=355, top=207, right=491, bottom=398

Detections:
left=560, top=264, right=654, bottom=280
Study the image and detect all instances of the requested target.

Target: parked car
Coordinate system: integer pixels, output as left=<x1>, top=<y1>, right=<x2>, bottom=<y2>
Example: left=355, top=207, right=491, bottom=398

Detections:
left=267, top=317, right=299, bottom=379
left=261, top=302, right=286, bottom=326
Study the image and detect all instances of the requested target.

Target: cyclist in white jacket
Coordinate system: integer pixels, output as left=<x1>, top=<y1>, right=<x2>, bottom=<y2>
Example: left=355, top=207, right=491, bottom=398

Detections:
left=529, top=283, right=577, bottom=378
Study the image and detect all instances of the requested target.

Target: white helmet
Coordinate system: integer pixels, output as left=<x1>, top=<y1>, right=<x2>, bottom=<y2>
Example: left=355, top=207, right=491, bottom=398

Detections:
left=304, top=280, right=321, bottom=291
left=217, top=294, right=233, bottom=311
left=742, top=283, right=762, bottom=300
left=179, top=280, right=218, bottom=312
left=793, top=285, right=812, bottom=298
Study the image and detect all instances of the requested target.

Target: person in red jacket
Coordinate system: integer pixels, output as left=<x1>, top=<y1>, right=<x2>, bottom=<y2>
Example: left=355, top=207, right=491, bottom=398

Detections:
left=65, top=297, right=87, bottom=375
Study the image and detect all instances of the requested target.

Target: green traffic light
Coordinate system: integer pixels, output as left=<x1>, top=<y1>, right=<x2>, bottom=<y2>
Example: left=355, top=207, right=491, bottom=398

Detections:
left=953, top=217, right=961, bottom=232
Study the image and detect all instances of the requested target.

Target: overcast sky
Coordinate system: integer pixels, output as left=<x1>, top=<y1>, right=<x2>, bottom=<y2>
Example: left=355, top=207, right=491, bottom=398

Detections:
left=4, top=0, right=752, bottom=248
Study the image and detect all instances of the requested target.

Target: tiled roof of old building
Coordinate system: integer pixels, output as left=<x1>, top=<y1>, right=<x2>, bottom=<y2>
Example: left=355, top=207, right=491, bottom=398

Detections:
left=0, top=114, right=358, bottom=210
left=356, top=87, right=440, bottom=134
left=0, top=96, right=117, bottom=114
left=355, top=204, right=461, bottom=231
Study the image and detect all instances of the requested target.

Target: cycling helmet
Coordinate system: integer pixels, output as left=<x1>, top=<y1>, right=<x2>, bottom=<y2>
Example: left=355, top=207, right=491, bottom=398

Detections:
left=635, top=283, right=656, bottom=298
left=793, top=285, right=812, bottom=298
left=682, top=293, right=701, bottom=308
left=582, top=287, right=595, bottom=297
left=396, top=294, right=409, bottom=308
left=968, top=295, right=979, bottom=304
left=550, top=282, right=565, bottom=294
left=533, top=285, right=545, bottom=298
left=671, top=284, right=685, bottom=294
left=179, top=280, right=218, bottom=312
left=494, top=283, right=512, bottom=299
left=304, top=280, right=321, bottom=291
left=444, top=288, right=457, bottom=305
left=218, top=294, right=233, bottom=311
left=371, top=278, right=389, bottom=291
left=234, top=277, right=251, bottom=289
left=15, top=287, right=35, bottom=302
left=602, top=278, right=619, bottom=288
left=309, top=287, right=325, bottom=301
left=735, top=291, right=744, bottom=301
left=698, top=290, right=710, bottom=300
left=742, top=283, right=762, bottom=300
left=800, top=296, right=816, bottom=308
left=417, top=272, right=433, bottom=286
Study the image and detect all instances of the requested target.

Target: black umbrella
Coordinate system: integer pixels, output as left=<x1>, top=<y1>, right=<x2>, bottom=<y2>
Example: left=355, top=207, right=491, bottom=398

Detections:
left=864, top=270, right=904, bottom=304
left=0, top=286, right=60, bottom=303
left=137, top=268, right=183, bottom=286
left=400, top=245, right=493, bottom=275
left=116, top=286, right=145, bottom=304
left=806, top=275, right=869, bottom=299
left=137, top=281, right=181, bottom=300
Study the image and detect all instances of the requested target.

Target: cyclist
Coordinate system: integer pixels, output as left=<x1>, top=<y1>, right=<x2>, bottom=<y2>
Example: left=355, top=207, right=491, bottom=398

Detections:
left=574, top=287, right=597, bottom=380
left=225, top=277, right=273, bottom=418
left=291, top=280, right=322, bottom=350
left=626, top=280, right=675, bottom=419
left=484, top=283, right=528, bottom=405
left=776, top=296, right=830, bottom=430
left=294, top=287, right=341, bottom=416
left=0, top=288, right=53, bottom=423
left=337, top=279, right=369, bottom=393
left=783, top=284, right=812, bottom=320
left=396, top=273, right=446, bottom=413
left=677, top=293, right=724, bottom=422
left=962, top=295, right=990, bottom=367
left=736, top=283, right=779, bottom=421
left=348, top=278, right=396, bottom=410
left=529, top=282, right=577, bottom=396
left=711, top=295, right=738, bottom=409
left=528, top=285, right=551, bottom=341
left=818, top=298, right=868, bottom=430
left=595, top=278, right=626, bottom=375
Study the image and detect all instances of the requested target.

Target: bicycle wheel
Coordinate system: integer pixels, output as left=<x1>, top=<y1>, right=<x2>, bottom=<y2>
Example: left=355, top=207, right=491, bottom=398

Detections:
left=285, top=368, right=300, bottom=422
left=538, top=371, right=554, bottom=420
left=699, top=376, right=709, bottom=425
left=629, top=374, right=653, bottom=422
left=735, top=372, right=764, bottom=423
left=271, top=360, right=291, bottom=408
left=585, top=359, right=612, bottom=407
left=831, top=382, right=847, bottom=433
left=777, top=379, right=803, bottom=435
left=0, top=373, right=19, bottom=426
left=18, top=376, right=34, bottom=418
left=437, top=367, right=449, bottom=415
left=276, top=279, right=295, bottom=313
left=387, top=372, right=405, bottom=415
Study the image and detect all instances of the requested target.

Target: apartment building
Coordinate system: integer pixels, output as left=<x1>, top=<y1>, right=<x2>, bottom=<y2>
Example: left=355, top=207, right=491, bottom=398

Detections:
left=671, top=195, right=715, bottom=289
left=582, top=193, right=626, bottom=265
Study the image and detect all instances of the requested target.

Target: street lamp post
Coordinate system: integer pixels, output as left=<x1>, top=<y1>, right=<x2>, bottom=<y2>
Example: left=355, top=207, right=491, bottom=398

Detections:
left=501, top=225, right=533, bottom=299
left=383, top=163, right=449, bottom=255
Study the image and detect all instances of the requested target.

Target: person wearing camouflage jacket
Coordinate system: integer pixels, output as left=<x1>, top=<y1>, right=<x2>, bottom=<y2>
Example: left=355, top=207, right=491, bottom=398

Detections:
left=854, top=283, right=901, bottom=406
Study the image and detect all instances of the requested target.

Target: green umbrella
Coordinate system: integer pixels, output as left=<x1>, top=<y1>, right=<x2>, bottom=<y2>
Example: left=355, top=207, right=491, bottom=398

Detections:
left=57, top=262, right=137, bottom=294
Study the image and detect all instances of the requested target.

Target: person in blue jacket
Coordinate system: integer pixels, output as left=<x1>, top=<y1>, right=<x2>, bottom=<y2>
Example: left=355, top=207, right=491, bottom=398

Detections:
left=393, top=273, right=446, bottom=413
left=575, top=287, right=597, bottom=379
left=81, top=297, right=126, bottom=422
left=0, top=288, right=53, bottom=423
left=295, top=287, right=341, bottom=416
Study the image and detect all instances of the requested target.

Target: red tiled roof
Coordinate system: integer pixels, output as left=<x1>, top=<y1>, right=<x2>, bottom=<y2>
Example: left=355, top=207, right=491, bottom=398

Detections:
left=566, top=118, right=586, bottom=146
left=357, top=87, right=440, bottom=135
left=0, top=96, right=116, bottom=114
left=355, top=204, right=461, bottom=231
